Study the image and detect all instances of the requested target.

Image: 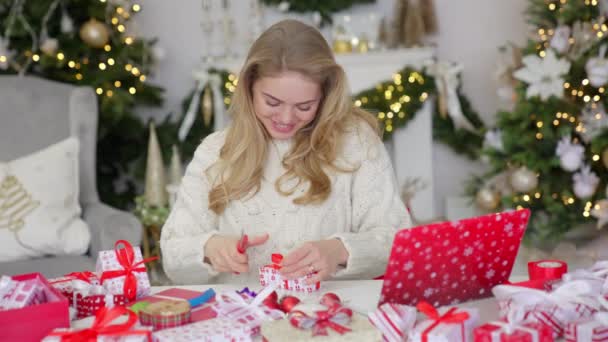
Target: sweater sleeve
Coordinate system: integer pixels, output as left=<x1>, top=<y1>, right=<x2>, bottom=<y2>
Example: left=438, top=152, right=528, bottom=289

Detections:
left=331, top=126, right=412, bottom=280
left=160, top=132, right=223, bottom=285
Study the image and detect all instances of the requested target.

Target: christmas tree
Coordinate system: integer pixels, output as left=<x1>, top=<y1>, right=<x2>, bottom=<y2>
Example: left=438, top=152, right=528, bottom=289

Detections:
left=0, top=0, right=163, bottom=209
left=471, top=0, right=608, bottom=242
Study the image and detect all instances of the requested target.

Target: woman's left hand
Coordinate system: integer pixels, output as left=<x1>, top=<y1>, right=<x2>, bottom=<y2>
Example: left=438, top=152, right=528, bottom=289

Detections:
left=280, top=239, right=349, bottom=285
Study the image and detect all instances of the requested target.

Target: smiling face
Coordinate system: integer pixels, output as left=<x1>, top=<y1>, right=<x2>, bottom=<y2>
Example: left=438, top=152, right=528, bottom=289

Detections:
left=252, top=70, right=322, bottom=140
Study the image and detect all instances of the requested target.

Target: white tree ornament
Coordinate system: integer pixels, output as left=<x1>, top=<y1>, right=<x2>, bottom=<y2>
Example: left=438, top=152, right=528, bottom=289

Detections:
left=573, top=165, right=600, bottom=199
left=550, top=25, right=571, bottom=54
left=579, top=102, right=608, bottom=143
left=555, top=135, right=585, bottom=172
left=586, top=45, right=608, bottom=88
left=483, top=129, right=504, bottom=152
left=513, top=49, right=571, bottom=101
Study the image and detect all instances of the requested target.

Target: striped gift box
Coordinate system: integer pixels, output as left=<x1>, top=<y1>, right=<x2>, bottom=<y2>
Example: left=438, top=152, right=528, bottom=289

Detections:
left=368, top=303, right=416, bottom=342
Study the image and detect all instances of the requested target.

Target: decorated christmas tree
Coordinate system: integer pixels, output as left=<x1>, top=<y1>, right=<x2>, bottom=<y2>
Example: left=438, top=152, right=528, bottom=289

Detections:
left=0, top=0, right=163, bottom=209
left=471, top=0, right=608, bottom=242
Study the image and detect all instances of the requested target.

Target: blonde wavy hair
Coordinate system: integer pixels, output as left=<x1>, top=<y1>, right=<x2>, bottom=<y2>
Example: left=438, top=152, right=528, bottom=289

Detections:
left=208, top=19, right=378, bottom=214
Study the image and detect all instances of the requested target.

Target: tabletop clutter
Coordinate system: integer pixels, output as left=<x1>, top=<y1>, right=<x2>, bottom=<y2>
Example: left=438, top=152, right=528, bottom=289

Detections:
left=1, top=238, right=607, bottom=341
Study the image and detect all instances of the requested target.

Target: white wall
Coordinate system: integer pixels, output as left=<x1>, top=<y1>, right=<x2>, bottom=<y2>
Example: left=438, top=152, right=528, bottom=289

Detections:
left=136, top=0, right=529, bottom=218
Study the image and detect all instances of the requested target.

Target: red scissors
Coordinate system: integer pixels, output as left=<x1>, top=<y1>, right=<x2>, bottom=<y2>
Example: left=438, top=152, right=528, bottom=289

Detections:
left=234, top=229, right=248, bottom=274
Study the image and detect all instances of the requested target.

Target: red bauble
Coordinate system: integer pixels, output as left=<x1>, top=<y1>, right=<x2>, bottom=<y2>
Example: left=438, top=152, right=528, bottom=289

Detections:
left=280, top=296, right=300, bottom=313
left=320, top=293, right=341, bottom=307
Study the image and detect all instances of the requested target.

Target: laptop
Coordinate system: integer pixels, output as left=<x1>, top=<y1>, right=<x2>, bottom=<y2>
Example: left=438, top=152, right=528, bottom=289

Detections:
left=379, top=209, right=530, bottom=307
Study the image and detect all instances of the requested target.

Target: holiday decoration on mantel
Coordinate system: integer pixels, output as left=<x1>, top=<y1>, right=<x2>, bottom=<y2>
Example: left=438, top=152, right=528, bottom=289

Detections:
left=260, top=0, right=376, bottom=26
left=0, top=0, right=164, bottom=209
left=469, top=0, right=608, bottom=241
left=385, top=0, right=438, bottom=48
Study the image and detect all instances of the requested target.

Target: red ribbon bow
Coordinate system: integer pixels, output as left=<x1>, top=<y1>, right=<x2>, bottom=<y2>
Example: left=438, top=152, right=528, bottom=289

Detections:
left=288, top=295, right=353, bottom=336
left=269, top=253, right=283, bottom=270
left=48, top=306, right=151, bottom=342
left=416, top=301, right=470, bottom=342
left=65, top=271, right=97, bottom=283
left=99, top=240, right=158, bottom=301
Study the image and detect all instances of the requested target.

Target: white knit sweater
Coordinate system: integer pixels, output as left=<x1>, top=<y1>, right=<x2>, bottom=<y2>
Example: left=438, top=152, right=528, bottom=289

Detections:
left=160, top=122, right=411, bottom=285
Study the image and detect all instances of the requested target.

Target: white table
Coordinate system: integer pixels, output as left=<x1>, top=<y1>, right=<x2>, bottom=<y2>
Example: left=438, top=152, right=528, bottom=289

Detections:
left=152, top=279, right=501, bottom=322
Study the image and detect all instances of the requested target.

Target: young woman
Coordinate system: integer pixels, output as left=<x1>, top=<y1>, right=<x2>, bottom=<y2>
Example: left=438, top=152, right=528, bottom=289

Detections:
left=160, top=19, right=411, bottom=284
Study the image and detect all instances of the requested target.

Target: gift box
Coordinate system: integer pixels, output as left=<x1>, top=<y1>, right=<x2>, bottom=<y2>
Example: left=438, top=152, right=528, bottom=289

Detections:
left=0, top=276, right=40, bottom=310
left=43, top=306, right=152, bottom=342
left=97, top=239, right=155, bottom=301
left=0, top=273, right=69, bottom=342
left=259, top=253, right=320, bottom=293
left=212, top=285, right=284, bottom=338
left=66, top=278, right=129, bottom=319
left=408, top=302, right=480, bottom=342
left=368, top=303, right=417, bottom=342
left=474, top=321, right=554, bottom=342
left=493, top=280, right=602, bottom=337
left=129, top=287, right=217, bottom=327
left=49, top=271, right=99, bottom=300
left=152, top=317, right=252, bottom=342
left=564, top=312, right=608, bottom=342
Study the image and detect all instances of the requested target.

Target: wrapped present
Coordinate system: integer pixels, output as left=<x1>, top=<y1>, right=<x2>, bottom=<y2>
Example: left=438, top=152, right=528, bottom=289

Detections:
left=564, top=296, right=608, bottom=342
left=72, top=279, right=128, bottom=319
left=473, top=307, right=554, bottom=342
left=368, top=303, right=417, bottom=342
left=0, top=276, right=41, bottom=310
left=97, top=240, right=156, bottom=301
left=0, top=273, right=70, bottom=342
left=493, top=280, right=602, bottom=337
left=212, top=284, right=284, bottom=338
left=259, top=253, right=320, bottom=293
left=49, top=271, right=99, bottom=300
left=564, top=312, right=608, bottom=342
left=43, top=306, right=151, bottom=341
left=153, top=316, right=252, bottom=342
left=408, top=301, right=479, bottom=342
left=263, top=293, right=380, bottom=341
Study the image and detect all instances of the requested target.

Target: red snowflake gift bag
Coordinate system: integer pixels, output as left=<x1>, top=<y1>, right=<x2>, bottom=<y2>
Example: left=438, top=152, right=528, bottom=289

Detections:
left=380, top=209, right=530, bottom=307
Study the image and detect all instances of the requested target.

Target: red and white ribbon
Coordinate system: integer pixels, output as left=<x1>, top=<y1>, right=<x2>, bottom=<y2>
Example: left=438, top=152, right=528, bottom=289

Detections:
left=494, top=280, right=602, bottom=336
left=368, top=303, right=416, bottom=342
left=288, top=303, right=353, bottom=336
left=213, top=283, right=284, bottom=323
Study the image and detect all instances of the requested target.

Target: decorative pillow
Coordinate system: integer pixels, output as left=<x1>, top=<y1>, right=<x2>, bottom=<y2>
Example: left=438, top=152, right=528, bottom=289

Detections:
left=0, top=137, right=90, bottom=262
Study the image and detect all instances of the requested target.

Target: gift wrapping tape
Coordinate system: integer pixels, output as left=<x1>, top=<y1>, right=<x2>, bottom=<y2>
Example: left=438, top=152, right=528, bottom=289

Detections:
left=139, top=299, right=191, bottom=330
left=528, top=260, right=567, bottom=281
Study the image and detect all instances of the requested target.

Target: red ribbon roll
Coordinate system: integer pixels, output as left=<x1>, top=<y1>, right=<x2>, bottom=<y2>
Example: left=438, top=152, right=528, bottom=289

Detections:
left=99, top=240, right=158, bottom=301
left=416, top=301, right=470, bottom=342
left=528, top=260, right=568, bottom=281
left=48, top=306, right=151, bottom=342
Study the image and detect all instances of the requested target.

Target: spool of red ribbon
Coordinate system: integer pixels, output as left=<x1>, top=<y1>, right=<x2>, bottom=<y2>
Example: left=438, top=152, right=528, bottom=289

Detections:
left=528, top=260, right=567, bottom=281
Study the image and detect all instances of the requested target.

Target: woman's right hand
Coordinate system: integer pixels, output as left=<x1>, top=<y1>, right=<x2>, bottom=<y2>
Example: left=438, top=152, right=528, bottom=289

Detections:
left=203, top=233, right=269, bottom=273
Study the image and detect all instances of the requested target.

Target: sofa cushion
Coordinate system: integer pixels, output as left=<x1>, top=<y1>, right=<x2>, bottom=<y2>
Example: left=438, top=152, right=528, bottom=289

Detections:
left=0, top=137, right=90, bottom=262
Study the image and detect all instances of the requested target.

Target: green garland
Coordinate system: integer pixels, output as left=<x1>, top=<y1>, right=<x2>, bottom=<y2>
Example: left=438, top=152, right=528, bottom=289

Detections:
left=353, top=67, right=485, bottom=159
left=157, top=67, right=484, bottom=173
left=261, top=0, right=375, bottom=26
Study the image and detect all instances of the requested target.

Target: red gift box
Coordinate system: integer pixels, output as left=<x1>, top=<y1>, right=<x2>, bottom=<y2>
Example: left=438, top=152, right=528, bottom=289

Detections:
left=474, top=321, right=554, bottom=342
left=48, top=271, right=99, bottom=300
left=0, top=273, right=69, bottom=342
left=74, top=288, right=129, bottom=319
